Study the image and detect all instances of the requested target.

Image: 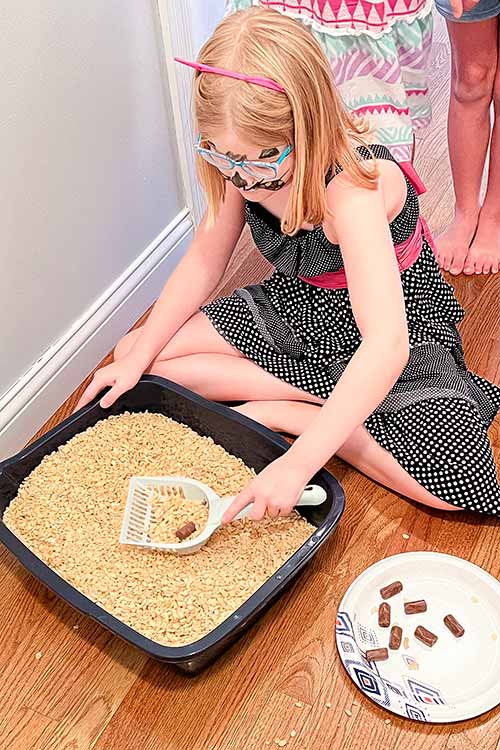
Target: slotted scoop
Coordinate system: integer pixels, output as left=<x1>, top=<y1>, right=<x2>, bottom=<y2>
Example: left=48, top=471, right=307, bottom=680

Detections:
left=120, top=475, right=327, bottom=555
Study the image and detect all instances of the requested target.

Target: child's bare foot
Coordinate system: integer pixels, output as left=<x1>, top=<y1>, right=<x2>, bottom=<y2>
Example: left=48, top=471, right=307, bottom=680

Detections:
left=463, top=211, right=500, bottom=274
left=435, top=212, right=478, bottom=275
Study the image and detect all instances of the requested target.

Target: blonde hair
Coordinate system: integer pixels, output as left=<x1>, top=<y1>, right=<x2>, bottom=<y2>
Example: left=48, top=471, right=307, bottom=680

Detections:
left=193, top=7, right=376, bottom=235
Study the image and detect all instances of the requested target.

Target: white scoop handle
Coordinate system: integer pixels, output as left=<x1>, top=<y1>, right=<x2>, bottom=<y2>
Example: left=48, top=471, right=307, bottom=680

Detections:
left=220, top=483, right=327, bottom=523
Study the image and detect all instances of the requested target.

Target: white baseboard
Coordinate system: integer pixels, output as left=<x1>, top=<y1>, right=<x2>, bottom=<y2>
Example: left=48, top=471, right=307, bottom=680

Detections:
left=0, top=209, right=194, bottom=461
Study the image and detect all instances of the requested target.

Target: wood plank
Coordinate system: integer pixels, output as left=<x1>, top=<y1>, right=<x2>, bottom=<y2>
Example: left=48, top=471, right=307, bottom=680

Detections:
left=244, top=691, right=314, bottom=749
left=0, top=706, right=58, bottom=750
left=92, top=575, right=332, bottom=750
left=0, top=555, right=146, bottom=744
left=0, top=551, right=66, bottom=672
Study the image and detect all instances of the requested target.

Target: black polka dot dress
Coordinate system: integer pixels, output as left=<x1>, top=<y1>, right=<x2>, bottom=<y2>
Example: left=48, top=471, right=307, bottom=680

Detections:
left=202, top=145, right=500, bottom=514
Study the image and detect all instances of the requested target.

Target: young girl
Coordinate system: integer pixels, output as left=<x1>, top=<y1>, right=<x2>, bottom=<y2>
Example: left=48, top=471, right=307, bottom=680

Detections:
left=434, top=0, right=500, bottom=274
left=226, top=0, right=434, bottom=167
left=76, top=8, right=500, bottom=520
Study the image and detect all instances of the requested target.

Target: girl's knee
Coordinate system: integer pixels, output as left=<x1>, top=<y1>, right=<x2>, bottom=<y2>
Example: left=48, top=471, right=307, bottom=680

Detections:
left=427, top=497, right=462, bottom=512
left=452, top=60, right=496, bottom=104
left=148, top=358, right=203, bottom=394
left=113, top=327, right=142, bottom=361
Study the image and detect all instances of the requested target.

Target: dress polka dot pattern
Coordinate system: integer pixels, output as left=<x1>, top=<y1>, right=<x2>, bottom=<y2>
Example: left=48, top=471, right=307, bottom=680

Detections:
left=366, top=399, right=500, bottom=513
left=202, top=146, right=500, bottom=513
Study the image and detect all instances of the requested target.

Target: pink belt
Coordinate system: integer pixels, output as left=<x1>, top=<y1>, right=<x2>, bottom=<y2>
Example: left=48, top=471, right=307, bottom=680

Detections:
left=299, top=160, right=436, bottom=291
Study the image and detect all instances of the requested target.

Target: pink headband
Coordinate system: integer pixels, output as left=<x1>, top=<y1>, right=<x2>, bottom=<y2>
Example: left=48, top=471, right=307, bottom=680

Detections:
left=174, top=57, right=286, bottom=94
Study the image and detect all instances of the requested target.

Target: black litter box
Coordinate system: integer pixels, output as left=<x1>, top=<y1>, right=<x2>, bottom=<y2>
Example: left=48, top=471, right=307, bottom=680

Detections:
left=0, top=376, right=345, bottom=674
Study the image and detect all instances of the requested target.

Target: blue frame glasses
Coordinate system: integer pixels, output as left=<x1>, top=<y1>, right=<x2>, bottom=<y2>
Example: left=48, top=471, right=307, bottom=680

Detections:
left=195, top=135, right=292, bottom=181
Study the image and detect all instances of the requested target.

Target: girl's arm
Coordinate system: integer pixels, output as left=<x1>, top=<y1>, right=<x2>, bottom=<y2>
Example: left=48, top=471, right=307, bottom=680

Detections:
left=76, top=185, right=244, bottom=409
left=225, top=171, right=410, bottom=519
left=127, top=185, right=245, bottom=372
left=285, top=172, right=409, bottom=478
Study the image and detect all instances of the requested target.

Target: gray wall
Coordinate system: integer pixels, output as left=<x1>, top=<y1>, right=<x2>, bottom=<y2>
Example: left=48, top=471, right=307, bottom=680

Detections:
left=0, top=0, right=184, bottom=398
left=188, top=0, right=225, bottom=52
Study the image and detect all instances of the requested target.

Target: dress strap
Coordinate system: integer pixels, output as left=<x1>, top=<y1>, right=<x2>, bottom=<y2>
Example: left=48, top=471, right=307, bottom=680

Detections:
left=397, top=161, right=427, bottom=196
left=327, top=144, right=427, bottom=196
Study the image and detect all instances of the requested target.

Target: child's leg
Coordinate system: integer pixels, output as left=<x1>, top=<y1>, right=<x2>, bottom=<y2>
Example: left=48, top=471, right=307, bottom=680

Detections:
left=435, top=19, right=497, bottom=275
left=114, top=312, right=244, bottom=362
left=147, top=352, right=323, bottom=404
left=115, top=314, right=322, bottom=402
left=120, top=321, right=494, bottom=514
left=465, top=34, right=500, bottom=274
left=141, top=345, right=460, bottom=512
left=233, top=400, right=460, bottom=512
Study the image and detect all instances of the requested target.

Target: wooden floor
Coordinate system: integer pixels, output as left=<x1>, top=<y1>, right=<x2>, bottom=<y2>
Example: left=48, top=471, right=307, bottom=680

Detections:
left=1, top=14, right=500, bottom=750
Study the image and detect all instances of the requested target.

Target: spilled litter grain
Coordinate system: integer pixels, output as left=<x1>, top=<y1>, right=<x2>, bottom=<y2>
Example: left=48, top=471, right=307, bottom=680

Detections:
left=4, top=412, right=314, bottom=646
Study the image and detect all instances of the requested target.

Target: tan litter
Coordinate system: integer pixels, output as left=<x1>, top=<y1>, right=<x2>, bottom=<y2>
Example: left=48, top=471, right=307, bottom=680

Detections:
left=4, top=412, right=314, bottom=647
left=147, top=486, right=209, bottom=544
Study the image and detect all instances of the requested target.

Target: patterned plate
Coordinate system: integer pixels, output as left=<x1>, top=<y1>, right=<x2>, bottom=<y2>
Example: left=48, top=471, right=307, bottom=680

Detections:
left=336, top=552, right=500, bottom=723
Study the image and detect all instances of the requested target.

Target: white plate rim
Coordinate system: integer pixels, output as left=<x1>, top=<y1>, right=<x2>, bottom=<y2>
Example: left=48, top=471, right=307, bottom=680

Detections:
left=336, top=551, right=500, bottom=724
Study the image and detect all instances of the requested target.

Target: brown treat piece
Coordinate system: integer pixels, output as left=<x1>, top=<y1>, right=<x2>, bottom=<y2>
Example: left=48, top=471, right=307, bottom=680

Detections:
left=175, top=521, right=197, bottom=541
left=389, top=625, right=403, bottom=650
left=380, top=581, right=403, bottom=600
left=378, top=602, right=391, bottom=628
left=365, top=648, right=389, bottom=662
left=444, top=614, right=465, bottom=638
left=414, top=625, right=438, bottom=647
left=404, top=600, right=427, bottom=615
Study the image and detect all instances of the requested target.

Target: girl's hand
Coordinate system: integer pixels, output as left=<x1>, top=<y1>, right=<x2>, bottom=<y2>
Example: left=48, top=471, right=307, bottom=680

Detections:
left=222, top=456, right=309, bottom=523
left=74, top=355, right=144, bottom=412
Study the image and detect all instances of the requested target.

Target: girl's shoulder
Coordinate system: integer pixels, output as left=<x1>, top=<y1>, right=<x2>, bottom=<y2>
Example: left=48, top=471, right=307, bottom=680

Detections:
left=327, top=142, right=408, bottom=197
left=326, top=143, right=396, bottom=184
left=324, top=144, right=413, bottom=239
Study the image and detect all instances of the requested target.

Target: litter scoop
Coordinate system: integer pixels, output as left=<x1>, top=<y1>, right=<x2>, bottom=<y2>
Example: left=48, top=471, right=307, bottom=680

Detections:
left=120, top=476, right=328, bottom=555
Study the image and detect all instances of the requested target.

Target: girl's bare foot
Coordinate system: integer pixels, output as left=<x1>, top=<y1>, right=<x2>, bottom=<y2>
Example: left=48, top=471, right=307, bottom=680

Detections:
left=435, top=211, right=479, bottom=275
left=464, top=211, right=500, bottom=274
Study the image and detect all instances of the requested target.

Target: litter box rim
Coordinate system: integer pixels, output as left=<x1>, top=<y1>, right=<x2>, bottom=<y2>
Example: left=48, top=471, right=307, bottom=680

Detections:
left=0, top=375, right=345, bottom=670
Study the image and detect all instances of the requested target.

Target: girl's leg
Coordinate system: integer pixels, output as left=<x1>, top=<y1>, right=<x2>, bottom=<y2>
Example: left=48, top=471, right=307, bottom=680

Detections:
left=435, top=19, right=497, bottom=275
left=147, top=352, right=323, bottom=404
left=114, top=312, right=244, bottom=362
left=233, top=400, right=460, bottom=512
left=143, top=347, right=457, bottom=512
left=116, top=313, right=322, bottom=402
left=465, top=30, right=500, bottom=275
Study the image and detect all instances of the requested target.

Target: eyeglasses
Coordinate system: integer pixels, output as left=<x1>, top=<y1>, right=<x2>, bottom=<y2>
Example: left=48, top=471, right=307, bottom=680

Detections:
left=195, top=136, right=292, bottom=181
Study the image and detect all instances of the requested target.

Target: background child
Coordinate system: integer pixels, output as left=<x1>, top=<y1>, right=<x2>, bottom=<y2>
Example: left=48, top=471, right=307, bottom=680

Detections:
left=434, top=0, right=500, bottom=274
left=226, top=0, right=434, bottom=167
left=76, top=8, right=500, bottom=520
